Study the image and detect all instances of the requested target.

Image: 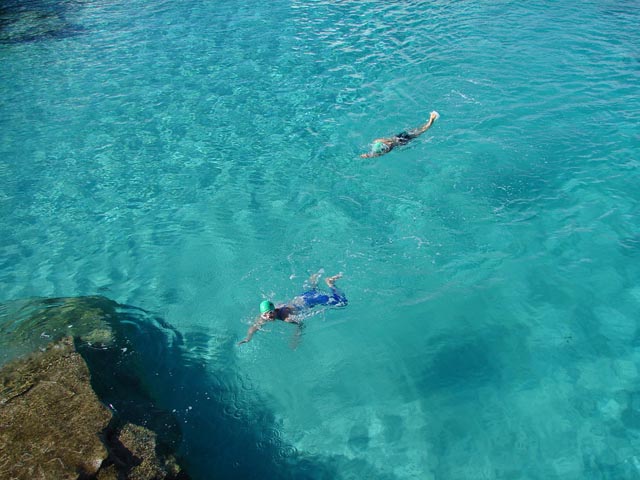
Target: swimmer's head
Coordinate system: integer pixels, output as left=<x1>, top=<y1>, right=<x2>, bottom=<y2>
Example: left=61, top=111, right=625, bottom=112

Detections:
left=259, top=300, right=275, bottom=315
left=372, top=141, right=388, bottom=154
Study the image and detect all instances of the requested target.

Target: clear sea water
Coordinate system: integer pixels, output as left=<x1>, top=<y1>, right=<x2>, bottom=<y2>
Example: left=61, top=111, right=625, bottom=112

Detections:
left=1, top=0, right=640, bottom=478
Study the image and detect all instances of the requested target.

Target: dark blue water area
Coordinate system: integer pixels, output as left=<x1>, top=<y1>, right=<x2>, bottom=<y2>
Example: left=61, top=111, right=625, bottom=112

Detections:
left=0, top=0, right=86, bottom=44
left=68, top=300, right=372, bottom=480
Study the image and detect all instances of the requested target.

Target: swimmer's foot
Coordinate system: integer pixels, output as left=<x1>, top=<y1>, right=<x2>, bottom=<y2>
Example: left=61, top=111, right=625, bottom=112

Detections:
left=325, top=273, right=343, bottom=288
left=308, top=274, right=320, bottom=287
left=307, top=269, right=324, bottom=288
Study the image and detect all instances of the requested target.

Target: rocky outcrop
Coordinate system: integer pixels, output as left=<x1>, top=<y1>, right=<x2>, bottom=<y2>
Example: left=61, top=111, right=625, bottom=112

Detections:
left=0, top=334, right=188, bottom=479
left=0, top=296, right=117, bottom=368
left=99, top=423, right=185, bottom=480
left=0, top=336, right=112, bottom=479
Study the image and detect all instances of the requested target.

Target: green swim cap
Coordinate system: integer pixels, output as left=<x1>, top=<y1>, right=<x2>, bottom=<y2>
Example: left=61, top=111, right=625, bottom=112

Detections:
left=372, top=141, right=387, bottom=154
left=259, top=300, right=275, bottom=314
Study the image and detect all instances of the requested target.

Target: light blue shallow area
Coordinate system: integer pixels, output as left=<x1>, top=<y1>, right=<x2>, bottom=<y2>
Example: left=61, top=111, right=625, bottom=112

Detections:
left=1, top=0, right=640, bottom=478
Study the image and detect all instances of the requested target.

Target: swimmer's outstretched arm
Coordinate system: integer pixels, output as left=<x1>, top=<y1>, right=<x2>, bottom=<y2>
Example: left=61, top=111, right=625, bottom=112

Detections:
left=290, top=322, right=305, bottom=350
left=238, top=317, right=265, bottom=345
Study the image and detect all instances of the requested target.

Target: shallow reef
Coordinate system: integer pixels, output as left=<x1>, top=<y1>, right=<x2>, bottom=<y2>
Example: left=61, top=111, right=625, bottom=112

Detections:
left=0, top=297, right=188, bottom=479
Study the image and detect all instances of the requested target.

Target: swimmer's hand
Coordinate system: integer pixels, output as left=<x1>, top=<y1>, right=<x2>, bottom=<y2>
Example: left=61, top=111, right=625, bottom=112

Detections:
left=361, top=151, right=384, bottom=158
left=430, top=110, right=440, bottom=121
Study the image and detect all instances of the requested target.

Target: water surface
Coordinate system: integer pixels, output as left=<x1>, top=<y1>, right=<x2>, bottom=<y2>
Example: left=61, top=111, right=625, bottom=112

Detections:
left=1, top=0, right=640, bottom=478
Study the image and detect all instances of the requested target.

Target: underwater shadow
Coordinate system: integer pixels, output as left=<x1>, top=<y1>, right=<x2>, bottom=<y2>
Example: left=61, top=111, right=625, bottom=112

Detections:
left=0, top=295, right=395, bottom=479
left=0, top=0, right=85, bottom=45
left=417, top=336, right=500, bottom=393
left=78, top=300, right=343, bottom=480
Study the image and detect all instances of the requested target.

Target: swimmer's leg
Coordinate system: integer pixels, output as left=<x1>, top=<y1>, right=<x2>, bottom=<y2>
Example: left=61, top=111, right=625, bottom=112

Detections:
left=293, top=274, right=346, bottom=308
left=329, top=287, right=348, bottom=306
left=325, top=273, right=343, bottom=288
left=410, top=111, right=439, bottom=136
left=325, top=273, right=348, bottom=306
left=292, top=289, right=329, bottom=309
left=303, top=268, right=325, bottom=290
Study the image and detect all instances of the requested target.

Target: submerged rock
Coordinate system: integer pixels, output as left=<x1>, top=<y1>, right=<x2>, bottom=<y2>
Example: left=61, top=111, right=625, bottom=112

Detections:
left=0, top=296, right=118, bottom=368
left=103, top=423, right=185, bottom=480
left=0, top=336, right=111, bottom=479
left=0, top=2, right=83, bottom=44
left=0, top=293, right=192, bottom=479
left=1, top=294, right=344, bottom=478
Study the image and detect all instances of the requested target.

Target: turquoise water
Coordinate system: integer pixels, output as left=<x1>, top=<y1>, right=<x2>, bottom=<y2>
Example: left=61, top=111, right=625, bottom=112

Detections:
left=1, top=0, right=640, bottom=478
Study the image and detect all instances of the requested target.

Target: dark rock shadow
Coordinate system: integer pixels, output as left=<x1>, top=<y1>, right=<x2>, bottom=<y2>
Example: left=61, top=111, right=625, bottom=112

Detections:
left=0, top=0, right=85, bottom=44
left=80, top=301, right=346, bottom=479
left=0, top=296, right=356, bottom=479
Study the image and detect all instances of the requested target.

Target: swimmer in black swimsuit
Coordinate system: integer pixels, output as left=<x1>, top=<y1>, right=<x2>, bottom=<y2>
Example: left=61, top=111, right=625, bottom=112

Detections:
left=360, top=111, right=440, bottom=158
left=238, top=272, right=346, bottom=345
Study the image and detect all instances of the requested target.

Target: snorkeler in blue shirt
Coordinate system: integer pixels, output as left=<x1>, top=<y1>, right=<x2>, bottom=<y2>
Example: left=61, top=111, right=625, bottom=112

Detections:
left=360, top=111, right=439, bottom=158
left=238, top=273, right=347, bottom=345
